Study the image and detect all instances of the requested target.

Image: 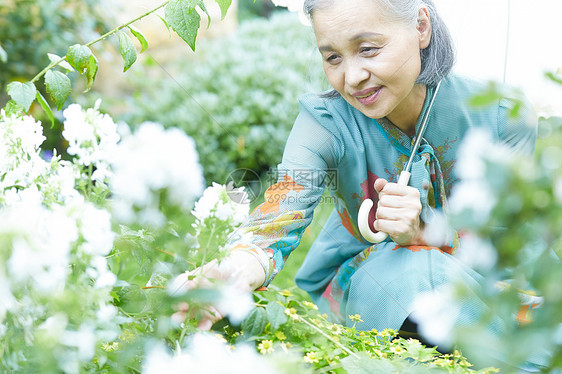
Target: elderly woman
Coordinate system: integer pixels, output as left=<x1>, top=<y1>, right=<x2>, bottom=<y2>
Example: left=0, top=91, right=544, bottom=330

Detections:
left=179, top=0, right=536, bottom=336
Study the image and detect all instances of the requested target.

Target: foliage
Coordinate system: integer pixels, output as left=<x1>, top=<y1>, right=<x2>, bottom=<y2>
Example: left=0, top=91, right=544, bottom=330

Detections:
left=0, top=99, right=490, bottom=372
left=3, top=0, right=233, bottom=127
left=413, top=75, right=562, bottom=372
left=238, top=0, right=281, bottom=21
left=0, top=0, right=110, bottom=94
left=122, top=12, right=327, bottom=184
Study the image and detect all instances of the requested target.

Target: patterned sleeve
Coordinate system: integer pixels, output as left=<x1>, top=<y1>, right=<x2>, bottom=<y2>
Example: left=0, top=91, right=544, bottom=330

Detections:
left=225, top=103, right=344, bottom=287
left=497, top=96, right=538, bottom=156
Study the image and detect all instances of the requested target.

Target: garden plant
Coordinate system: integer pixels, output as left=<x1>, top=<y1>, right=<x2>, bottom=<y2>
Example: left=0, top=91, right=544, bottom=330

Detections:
left=1, top=0, right=561, bottom=372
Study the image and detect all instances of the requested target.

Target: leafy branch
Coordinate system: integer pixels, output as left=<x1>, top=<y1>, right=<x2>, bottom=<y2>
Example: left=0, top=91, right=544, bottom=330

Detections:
left=4, top=0, right=231, bottom=119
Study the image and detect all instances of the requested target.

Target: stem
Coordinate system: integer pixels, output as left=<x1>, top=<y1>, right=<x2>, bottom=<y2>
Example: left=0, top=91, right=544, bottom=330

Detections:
left=297, top=316, right=360, bottom=359
left=85, top=1, right=169, bottom=48
left=30, top=0, right=170, bottom=84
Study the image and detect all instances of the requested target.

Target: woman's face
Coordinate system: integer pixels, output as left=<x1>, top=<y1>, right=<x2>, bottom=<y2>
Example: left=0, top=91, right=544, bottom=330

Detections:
left=313, top=0, right=431, bottom=126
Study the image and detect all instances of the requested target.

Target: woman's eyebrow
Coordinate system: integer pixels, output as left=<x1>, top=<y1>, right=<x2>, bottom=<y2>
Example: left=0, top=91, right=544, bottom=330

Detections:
left=351, top=32, right=384, bottom=41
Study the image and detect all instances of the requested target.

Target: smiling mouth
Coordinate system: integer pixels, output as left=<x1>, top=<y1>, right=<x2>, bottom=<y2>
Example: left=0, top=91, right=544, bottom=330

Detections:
left=354, top=87, right=382, bottom=105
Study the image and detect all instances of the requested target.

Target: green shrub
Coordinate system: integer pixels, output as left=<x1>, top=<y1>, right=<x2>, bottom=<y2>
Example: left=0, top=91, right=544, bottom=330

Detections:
left=123, top=12, right=328, bottom=184
left=0, top=0, right=111, bottom=93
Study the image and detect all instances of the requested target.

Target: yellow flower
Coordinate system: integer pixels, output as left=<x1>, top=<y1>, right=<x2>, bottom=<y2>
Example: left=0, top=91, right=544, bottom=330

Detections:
left=275, top=331, right=287, bottom=340
left=258, top=340, right=275, bottom=355
left=348, top=314, right=363, bottom=323
left=304, top=351, right=321, bottom=364
left=101, top=342, right=119, bottom=352
left=280, top=342, right=293, bottom=353
left=370, top=328, right=378, bottom=334
left=389, top=346, right=404, bottom=355
left=284, top=307, right=299, bottom=320
left=328, top=323, right=343, bottom=335
left=311, top=318, right=324, bottom=326
left=279, top=289, right=293, bottom=297
left=302, top=301, right=318, bottom=310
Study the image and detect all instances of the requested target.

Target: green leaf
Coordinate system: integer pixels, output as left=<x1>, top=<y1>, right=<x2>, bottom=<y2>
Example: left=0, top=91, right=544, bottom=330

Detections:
left=67, top=44, right=93, bottom=73
left=118, top=31, right=137, bottom=72
left=48, top=53, right=75, bottom=72
left=36, top=91, right=55, bottom=128
left=241, top=307, right=267, bottom=336
left=6, top=81, right=36, bottom=112
left=128, top=25, right=149, bottom=53
left=266, top=301, right=287, bottom=330
left=198, top=1, right=211, bottom=27
left=469, top=89, right=501, bottom=108
left=546, top=72, right=562, bottom=86
left=45, top=70, right=71, bottom=110
left=215, top=0, right=232, bottom=20
left=0, top=43, right=7, bottom=63
left=84, top=54, right=99, bottom=92
left=3, top=100, right=24, bottom=116
left=165, top=0, right=201, bottom=51
left=157, top=14, right=172, bottom=38
left=341, top=354, right=396, bottom=373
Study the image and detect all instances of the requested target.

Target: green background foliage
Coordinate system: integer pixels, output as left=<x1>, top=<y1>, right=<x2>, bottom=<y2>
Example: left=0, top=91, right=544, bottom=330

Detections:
left=121, top=12, right=328, bottom=184
left=0, top=0, right=110, bottom=94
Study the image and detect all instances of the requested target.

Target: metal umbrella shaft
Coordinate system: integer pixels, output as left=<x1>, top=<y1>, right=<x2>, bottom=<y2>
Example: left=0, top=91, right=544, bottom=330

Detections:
left=358, top=80, right=442, bottom=243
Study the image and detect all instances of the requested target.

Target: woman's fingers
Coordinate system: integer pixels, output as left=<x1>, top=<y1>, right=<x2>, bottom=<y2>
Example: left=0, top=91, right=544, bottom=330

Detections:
left=373, top=179, right=423, bottom=245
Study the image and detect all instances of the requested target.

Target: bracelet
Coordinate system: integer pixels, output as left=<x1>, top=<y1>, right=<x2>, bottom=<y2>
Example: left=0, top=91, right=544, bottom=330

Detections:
left=230, top=243, right=273, bottom=288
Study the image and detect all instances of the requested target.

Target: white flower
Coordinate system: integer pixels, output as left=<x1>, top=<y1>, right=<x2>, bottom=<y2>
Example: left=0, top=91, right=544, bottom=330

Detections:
left=2, top=202, right=78, bottom=293
left=62, top=100, right=119, bottom=181
left=77, top=203, right=115, bottom=256
left=143, top=333, right=281, bottom=374
left=0, top=110, right=48, bottom=193
left=455, top=234, right=497, bottom=272
left=410, top=286, right=460, bottom=349
left=60, top=323, right=96, bottom=361
left=216, top=283, right=254, bottom=325
left=271, top=0, right=309, bottom=25
left=192, top=182, right=249, bottom=226
left=449, top=179, right=497, bottom=222
left=109, top=122, right=204, bottom=227
left=448, top=128, right=516, bottom=224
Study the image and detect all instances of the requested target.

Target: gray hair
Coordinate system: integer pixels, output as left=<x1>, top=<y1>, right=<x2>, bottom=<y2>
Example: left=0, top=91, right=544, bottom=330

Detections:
left=304, top=0, right=455, bottom=87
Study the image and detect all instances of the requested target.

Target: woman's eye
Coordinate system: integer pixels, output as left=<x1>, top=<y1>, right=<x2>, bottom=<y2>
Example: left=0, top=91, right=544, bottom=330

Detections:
left=325, top=55, right=341, bottom=64
left=360, top=47, right=379, bottom=55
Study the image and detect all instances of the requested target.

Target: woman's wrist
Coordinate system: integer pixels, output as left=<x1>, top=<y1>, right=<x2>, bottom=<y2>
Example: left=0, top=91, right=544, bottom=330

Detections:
left=225, top=250, right=267, bottom=291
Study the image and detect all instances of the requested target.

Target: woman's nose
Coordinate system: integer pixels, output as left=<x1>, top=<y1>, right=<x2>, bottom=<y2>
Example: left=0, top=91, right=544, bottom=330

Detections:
left=345, top=59, right=370, bottom=87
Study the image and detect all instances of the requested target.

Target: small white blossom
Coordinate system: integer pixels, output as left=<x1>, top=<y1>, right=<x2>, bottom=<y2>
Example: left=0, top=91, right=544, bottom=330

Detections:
left=110, top=122, right=204, bottom=227
left=271, top=0, right=309, bottom=25
left=216, top=283, right=254, bottom=325
left=192, top=182, right=249, bottom=226
left=455, top=234, right=498, bottom=272
left=143, top=333, right=281, bottom=374
left=62, top=100, right=119, bottom=181
left=410, top=286, right=460, bottom=349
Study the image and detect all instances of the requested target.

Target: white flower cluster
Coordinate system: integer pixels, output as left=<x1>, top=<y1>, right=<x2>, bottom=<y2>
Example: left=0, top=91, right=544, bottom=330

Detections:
left=449, top=128, right=511, bottom=223
left=271, top=0, right=309, bottom=25
left=62, top=99, right=120, bottom=182
left=0, top=109, right=46, bottom=200
left=0, top=108, right=119, bottom=371
left=143, top=333, right=281, bottom=374
left=109, top=121, right=205, bottom=227
left=192, top=182, right=250, bottom=227
left=0, top=109, right=83, bottom=206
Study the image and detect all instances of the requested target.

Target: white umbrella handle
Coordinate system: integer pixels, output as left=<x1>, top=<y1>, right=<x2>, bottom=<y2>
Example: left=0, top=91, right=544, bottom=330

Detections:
left=358, top=171, right=411, bottom=243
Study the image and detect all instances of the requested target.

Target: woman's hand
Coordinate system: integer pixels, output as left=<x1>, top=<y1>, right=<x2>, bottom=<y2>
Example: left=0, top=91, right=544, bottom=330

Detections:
left=169, top=251, right=265, bottom=330
left=373, top=178, right=425, bottom=246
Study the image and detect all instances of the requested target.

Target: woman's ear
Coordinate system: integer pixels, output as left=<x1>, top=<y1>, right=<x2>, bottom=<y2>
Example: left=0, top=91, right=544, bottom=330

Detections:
left=417, top=7, right=432, bottom=49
